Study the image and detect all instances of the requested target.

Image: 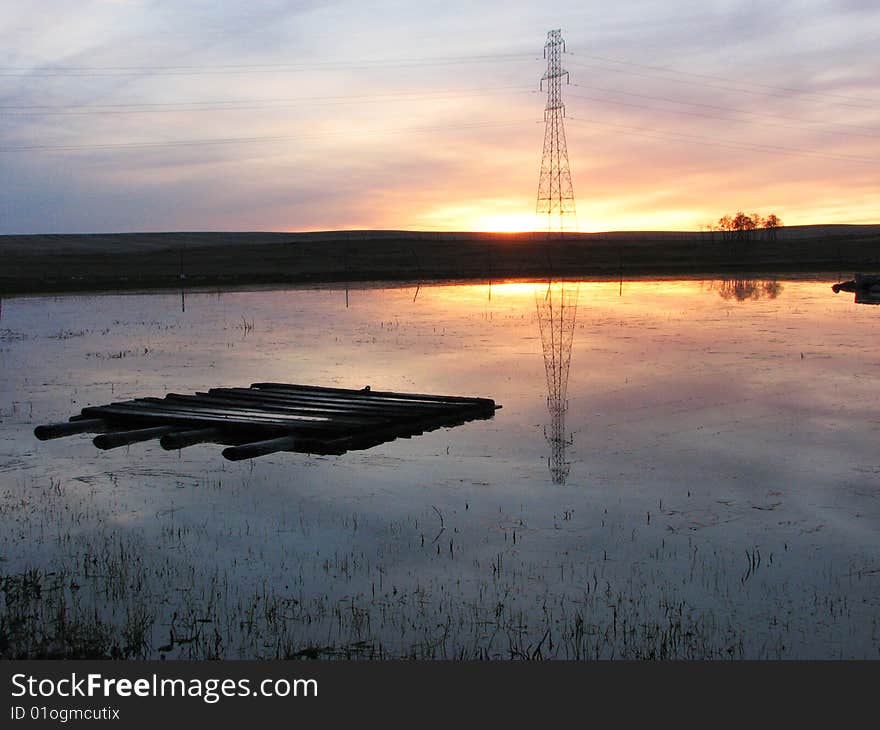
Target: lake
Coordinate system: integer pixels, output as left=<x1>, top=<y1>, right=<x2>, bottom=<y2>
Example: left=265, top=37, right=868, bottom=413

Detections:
left=1, top=276, right=878, bottom=658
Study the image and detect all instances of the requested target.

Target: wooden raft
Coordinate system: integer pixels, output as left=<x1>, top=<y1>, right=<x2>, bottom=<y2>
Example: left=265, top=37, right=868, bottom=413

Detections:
left=34, top=383, right=500, bottom=460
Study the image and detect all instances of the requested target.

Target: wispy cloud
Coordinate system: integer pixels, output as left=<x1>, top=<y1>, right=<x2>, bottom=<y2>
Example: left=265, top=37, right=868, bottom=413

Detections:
left=1, top=1, right=877, bottom=233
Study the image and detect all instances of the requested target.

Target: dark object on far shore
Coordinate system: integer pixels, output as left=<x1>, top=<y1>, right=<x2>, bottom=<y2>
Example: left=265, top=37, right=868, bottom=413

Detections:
left=35, top=383, right=500, bottom=460
left=832, top=273, right=880, bottom=304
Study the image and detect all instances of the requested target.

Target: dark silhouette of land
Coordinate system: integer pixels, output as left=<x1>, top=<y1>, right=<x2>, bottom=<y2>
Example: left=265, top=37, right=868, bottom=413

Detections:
left=1, top=224, right=879, bottom=295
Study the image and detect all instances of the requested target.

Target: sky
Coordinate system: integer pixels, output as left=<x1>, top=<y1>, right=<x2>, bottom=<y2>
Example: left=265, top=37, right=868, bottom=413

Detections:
left=0, top=0, right=877, bottom=233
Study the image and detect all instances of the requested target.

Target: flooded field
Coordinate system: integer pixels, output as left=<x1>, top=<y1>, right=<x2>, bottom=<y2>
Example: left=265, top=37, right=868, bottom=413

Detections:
left=1, top=276, right=878, bottom=659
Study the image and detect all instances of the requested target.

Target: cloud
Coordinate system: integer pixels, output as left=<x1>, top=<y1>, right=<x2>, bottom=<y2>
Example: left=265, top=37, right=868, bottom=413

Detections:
left=1, top=1, right=877, bottom=233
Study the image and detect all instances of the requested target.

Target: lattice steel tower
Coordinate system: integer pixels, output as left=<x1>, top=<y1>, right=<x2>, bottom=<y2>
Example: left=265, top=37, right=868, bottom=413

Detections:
left=536, top=29, right=577, bottom=233
left=536, top=283, right=578, bottom=484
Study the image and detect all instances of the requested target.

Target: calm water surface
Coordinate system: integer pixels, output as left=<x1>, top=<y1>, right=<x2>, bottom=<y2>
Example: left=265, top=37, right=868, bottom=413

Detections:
left=0, top=277, right=878, bottom=658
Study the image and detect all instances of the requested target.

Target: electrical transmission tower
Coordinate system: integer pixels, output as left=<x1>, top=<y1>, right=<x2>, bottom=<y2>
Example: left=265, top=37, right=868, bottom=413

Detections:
left=536, top=29, right=577, bottom=234
left=536, top=283, right=578, bottom=483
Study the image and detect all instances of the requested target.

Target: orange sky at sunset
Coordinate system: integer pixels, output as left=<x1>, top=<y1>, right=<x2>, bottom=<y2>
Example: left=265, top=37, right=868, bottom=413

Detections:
left=1, top=1, right=877, bottom=234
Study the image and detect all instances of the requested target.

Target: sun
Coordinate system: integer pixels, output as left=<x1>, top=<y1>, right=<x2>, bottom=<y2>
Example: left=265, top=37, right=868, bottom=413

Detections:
left=418, top=203, right=548, bottom=233
left=472, top=212, right=538, bottom=233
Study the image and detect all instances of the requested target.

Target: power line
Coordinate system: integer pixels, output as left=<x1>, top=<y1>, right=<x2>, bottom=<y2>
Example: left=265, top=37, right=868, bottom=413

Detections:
left=0, top=85, right=527, bottom=109
left=3, top=119, right=533, bottom=152
left=566, top=115, right=877, bottom=164
left=567, top=51, right=879, bottom=106
left=0, top=86, right=532, bottom=115
left=570, top=83, right=879, bottom=134
left=566, top=91, right=880, bottom=140
left=565, top=58, right=878, bottom=110
left=0, top=52, right=534, bottom=77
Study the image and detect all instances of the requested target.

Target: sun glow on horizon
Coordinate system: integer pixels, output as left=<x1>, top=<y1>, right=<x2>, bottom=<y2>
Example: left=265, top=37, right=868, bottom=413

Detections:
left=471, top=212, right=541, bottom=233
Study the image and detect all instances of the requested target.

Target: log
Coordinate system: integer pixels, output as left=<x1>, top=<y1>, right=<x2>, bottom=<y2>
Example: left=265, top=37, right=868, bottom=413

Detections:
left=133, top=398, right=337, bottom=423
left=34, top=418, right=110, bottom=440
left=160, top=427, right=225, bottom=450
left=93, top=426, right=178, bottom=450
left=251, top=382, right=496, bottom=407
left=161, top=393, right=391, bottom=423
left=222, top=435, right=302, bottom=461
left=81, top=403, right=348, bottom=431
left=202, top=388, right=460, bottom=414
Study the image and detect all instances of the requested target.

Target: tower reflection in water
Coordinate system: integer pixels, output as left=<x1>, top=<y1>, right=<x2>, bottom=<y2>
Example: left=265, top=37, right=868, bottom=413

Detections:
left=536, top=282, right=578, bottom=484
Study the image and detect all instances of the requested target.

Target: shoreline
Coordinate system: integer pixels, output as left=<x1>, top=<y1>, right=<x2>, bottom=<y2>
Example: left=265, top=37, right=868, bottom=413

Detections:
left=2, top=225, right=878, bottom=296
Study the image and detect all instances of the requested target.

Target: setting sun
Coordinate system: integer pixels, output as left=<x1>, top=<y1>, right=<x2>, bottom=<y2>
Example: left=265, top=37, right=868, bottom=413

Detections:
left=472, top=212, right=539, bottom=233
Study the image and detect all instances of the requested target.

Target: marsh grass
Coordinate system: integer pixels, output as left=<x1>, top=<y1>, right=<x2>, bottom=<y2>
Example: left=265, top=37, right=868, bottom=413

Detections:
left=1, top=461, right=876, bottom=660
left=1, top=560, right=748, bottom=660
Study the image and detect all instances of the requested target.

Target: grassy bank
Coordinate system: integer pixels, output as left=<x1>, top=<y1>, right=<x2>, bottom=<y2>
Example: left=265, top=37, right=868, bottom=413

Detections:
left=2, top=225, right=879, bottom=295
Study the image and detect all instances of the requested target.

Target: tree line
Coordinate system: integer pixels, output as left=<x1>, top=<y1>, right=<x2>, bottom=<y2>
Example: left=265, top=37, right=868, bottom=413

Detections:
left=708, top=212, right=783, bottom=242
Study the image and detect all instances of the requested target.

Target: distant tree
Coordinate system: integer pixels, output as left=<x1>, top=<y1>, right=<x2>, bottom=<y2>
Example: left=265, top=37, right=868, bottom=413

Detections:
left=718, top=215, right=734, bottom=242
left=731, top=211, right=756, bottom=241
left=763, top=213, right=783, bottom=241
left=706, top=221, right=719, bottom=242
